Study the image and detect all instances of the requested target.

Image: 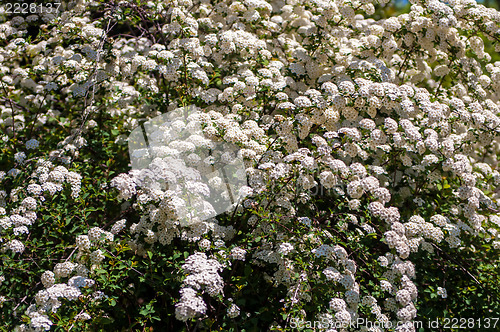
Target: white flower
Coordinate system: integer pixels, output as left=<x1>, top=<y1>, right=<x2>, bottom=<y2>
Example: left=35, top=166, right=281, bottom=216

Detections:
left=298, top=217, right=311, bottom=227
left=6, top=239, right=25, bottom=253
left=75, top=312, right=91, bottom=321
left=227, top=303, right=240, bottom=318
left=230, top=247, right=247, bottom=261
left=437, top=287, right=447, bottom=299
left=7, top=168, right=21, bottom=177
left=278, top=242, right=294, bottom=255
left=329, top=298, right=346, bottom=312
left=14, top=152, right=26, bottom=163
left=175, top=288, right=207, bottom=321
left=26, top=139, right=40, bottom=150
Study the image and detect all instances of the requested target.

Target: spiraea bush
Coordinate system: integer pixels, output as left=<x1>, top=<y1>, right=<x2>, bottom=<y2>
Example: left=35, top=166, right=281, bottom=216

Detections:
left=0, top=0, right=499, bottom=331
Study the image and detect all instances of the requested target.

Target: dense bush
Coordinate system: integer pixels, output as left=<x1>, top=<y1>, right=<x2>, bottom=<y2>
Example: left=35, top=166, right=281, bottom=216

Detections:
left=0, top=0, right=499, bottom=331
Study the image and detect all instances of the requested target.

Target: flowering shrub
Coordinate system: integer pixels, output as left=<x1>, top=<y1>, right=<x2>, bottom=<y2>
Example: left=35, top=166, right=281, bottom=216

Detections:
left=1, top=0, right=500, bottom=331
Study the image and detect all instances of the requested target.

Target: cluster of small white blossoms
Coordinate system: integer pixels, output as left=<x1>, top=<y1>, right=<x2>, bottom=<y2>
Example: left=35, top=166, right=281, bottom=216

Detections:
left=75, top=226, right=114, bottom=269
left=310, top=244, right=363, bottom=326
left=21, top=264, right=97, bottom=331
left=0, top=157, right=82, bottom=256
left=176, top=252, right=224, bottom=321
left=0, top=0, right=499, bottom=329
left=436, top=286, right=448, bottom=299
left=227, top=302, right=241, bottom=318
left=109, top=106, right=247, bottom=260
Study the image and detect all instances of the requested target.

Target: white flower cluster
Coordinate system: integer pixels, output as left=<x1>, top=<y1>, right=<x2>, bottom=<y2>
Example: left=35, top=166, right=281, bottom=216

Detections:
left=176, top=252, right=224, bottom=321
left=437, top=287, right=448, bottom=299
left=110, top=173, right=137, bottom=201
left=0, top=158, right=82, bottom=256
left=175, top=287, right=207, bottom=322
left=181, top=252, right=224, bottom=296
left=28, top=260, right=95, bottom=327
left=227, top=303, right=241, bottom=318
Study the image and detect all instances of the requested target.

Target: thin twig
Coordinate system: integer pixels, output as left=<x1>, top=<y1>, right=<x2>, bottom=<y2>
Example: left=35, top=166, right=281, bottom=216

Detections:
left=431, top=243, right=482, bottom=286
